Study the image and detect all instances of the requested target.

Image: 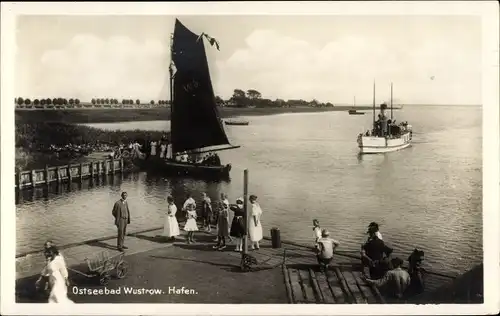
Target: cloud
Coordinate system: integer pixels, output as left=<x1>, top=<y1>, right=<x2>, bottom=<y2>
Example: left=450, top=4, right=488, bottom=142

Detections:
left=215, top=29, right=481, bottom=105
left=18, top=34, right=170, bottom=100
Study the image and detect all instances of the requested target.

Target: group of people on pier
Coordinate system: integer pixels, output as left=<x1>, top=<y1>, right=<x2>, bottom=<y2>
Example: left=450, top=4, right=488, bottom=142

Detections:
left=312, top=220, right=425, bottom=300
left=161, top=192, right=263, bottom=251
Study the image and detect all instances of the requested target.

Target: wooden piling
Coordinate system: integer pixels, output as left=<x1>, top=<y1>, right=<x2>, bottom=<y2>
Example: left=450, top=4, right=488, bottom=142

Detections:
left=120, top=158, right=124, bottom=173
left=242, top=169, right=249, bottom=255
left=56, top=166, right=61, bottom=183
left=79, top=163, right=84, bottom=181
left=67, top=165, right=72, bottom=182
left=16, top=169, right=21, bottom=189
left=90, top=162, right=94, bottom=177
left=44, top=165, right=49, bottom=185
left=103, top=160, right=108, bottom=175
left=111, top=158, right=115, bottom=174
left=31, top=170, right=36, bottom=187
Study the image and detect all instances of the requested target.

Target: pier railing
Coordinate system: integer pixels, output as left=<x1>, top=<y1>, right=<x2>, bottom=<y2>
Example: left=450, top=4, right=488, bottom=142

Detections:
left=15, top=158, right=124, bottom=190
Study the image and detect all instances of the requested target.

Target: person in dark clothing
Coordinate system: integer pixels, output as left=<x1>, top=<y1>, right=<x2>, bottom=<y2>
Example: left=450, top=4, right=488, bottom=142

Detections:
left=361, top=233, right=393, bottom=279
left=229, top=198, right=245, bottom=252
left=213, top=154, right=221, bottom=166
left=406, top=248, right=426, bottom=296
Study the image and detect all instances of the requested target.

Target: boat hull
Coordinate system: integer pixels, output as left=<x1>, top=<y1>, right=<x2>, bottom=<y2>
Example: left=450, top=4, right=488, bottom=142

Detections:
left=135, top=156, right=232, bottom=180
left=358, top=132, right=412, bottom=154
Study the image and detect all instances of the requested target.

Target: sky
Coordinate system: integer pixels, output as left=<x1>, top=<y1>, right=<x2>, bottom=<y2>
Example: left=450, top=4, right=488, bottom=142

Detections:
left=14, top=15, right=482, bottom=105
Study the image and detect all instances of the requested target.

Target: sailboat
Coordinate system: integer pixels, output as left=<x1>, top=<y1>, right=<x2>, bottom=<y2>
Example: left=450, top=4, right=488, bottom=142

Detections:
left=136, top=19, right=240, bottom=179
left=357, top=82, right=413, bottom=154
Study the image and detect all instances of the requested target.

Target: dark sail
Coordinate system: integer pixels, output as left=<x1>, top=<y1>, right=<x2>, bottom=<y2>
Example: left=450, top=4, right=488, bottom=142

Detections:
left=170, top=19, right=231, bottom=154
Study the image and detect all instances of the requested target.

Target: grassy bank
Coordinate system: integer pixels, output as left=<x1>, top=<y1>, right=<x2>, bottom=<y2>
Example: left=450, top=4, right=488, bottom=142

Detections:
left=15, top=106, right=361, bottom=124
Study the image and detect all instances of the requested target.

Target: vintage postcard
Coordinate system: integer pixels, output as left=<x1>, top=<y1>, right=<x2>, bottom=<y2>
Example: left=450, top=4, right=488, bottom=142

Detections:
left=1, top=1, right=499, bottom=315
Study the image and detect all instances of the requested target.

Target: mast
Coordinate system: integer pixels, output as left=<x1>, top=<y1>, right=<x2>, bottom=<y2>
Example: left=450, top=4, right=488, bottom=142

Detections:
left=169, top=33, right=174, bottom=154
left=372, top=81, right=376, bottom=131
left=390, top=82, right=393, bottom=120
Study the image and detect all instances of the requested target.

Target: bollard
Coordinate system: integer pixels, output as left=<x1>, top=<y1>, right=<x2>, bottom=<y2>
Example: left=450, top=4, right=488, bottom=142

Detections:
left=271, top=227, right=281, bottom=249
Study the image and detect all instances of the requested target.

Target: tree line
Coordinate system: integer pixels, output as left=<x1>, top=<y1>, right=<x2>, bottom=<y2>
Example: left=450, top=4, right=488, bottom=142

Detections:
left=219, top=89, right=334, bottom=108
left=15, top=88, right=335, bottom=109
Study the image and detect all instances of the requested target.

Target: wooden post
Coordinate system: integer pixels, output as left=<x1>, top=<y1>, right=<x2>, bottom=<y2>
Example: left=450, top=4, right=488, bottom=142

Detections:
left=90, top=162, right=94, bottom=177
left=16, top=169, right=21, bottom=189
left=103, top=160, right=108, bottom=175
left=56, top=166, right=61, bottom=183
left=79, top=163, right=84, bottom=181
left=31, top=170, right=36, bottom=187
left=242, top=169, right=249, bottom=255
left=120, top=158, right=124, bottom=173
left=45, top=165, right=49, bottom=185
left=68, top=165, right=72, bottom=182
left=111, top=158, right=115, bottom=174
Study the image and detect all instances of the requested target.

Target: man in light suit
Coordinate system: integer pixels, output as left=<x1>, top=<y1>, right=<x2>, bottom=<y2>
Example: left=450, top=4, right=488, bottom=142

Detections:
left=112, top=192, right=131, bottom=251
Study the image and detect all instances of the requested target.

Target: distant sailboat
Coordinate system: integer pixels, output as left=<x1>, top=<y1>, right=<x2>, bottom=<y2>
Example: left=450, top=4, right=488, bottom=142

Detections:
left=136, top=19, right=240, bottom=179
left=357, top=83, right=413, bottom=154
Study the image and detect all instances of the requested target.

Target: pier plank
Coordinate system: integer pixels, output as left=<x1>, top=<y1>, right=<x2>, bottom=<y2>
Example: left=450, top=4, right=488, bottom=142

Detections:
left=315, top=270, right=336, bottom=303
left=341, top=269, right=366, bottom=303
left=351, top=270, right=378, bottom=303
left=325, top=269, right=347, bottom=303
left=288, top=268, right=305, bottom=303
left=298, top=268, right=317, bottom=303
left=333, top=267, right=355, bottom=303
left=308, top=269, right=324, bottom=303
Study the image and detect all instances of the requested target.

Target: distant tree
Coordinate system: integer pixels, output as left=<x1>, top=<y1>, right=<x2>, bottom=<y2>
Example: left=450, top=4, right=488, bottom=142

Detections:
left=46, top=98, right=52, bottom=105
left=230, top=89, right=248, bottom=107
left=52, top=98, right=58, bottom=105
left=136, top=99, right=140, bottom=105
left=122, top=99, right=127, bottom=105
left=309, top=99, right=319, bottom=107
left=105, top=98, right=110, bottom=104
left=40, top=99, right=46, bottom=106
left=17, top=97, right=24, bottom=105
left=75, top=99, right=80, bottom=105
left=215, top=96, right=224, bottom=106
left=91, top=98, right=96, bottom=105
left=34, top=99, right=40, bottom=106
left=114, top=99, right=119, bottom=104
left=69, top=98, right=74, bottom=105
left=63, top=98, right=68, bottom=105
left=24, top=98, right=31, bottom=105
left=96, top=99, right=101, bottom=105
left=246, top=89, right=262, bottom=100
left=150, top=100, right=155, bottom=105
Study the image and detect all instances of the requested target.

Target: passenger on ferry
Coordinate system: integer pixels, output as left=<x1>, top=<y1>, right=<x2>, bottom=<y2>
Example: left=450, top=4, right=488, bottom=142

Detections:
left=315, top=229, right=340, bottom=271
left=361, top=226, right=393, bottom=279
left=363, top=257, right=411, bottom=299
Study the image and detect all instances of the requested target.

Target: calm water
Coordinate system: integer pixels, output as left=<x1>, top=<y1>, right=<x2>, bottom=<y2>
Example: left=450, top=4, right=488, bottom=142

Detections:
left=16, top=106, right=483, bottom=275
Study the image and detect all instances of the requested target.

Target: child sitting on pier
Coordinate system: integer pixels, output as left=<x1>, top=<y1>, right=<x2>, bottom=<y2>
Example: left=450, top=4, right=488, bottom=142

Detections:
left=312, top=219, right=322, bottom=249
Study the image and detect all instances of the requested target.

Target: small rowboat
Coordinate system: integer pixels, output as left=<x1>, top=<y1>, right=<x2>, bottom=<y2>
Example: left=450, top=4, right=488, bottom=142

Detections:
left=224, top=120, right=249, bottom=126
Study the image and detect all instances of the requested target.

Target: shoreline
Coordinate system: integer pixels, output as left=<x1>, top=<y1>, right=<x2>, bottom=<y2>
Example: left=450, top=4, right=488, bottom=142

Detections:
left=15, top=106, right=382, bottom=124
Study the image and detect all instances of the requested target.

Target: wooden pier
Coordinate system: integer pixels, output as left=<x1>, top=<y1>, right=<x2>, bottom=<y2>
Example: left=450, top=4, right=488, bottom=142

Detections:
left=15, top=158, right=124, bottom=190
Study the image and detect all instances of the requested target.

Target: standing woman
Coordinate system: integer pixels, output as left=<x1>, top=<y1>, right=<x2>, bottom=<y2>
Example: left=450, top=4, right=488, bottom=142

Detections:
left=159, top=142, right=167, bottom=159
left=201, top=192, right=213, bottom=232
left=150, top=140, right=157, bottom=156
left=229, top=198, right=245, bottom=252
left=248, top=194, right=263, bottom=250
left=213, top=198, right=229, bottom=250
left=162, top=196, right=180, bottom=241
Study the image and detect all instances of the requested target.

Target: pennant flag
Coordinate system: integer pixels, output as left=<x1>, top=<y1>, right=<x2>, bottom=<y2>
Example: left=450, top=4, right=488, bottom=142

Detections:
left=197, top=32, right=220, bottom=51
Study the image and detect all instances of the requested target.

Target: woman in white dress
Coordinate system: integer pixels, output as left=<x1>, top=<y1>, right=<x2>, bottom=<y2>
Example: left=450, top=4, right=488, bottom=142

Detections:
left=159, top=143, right=167, bottom=158
left=40, top=246, right=74, bottom=304
left=183, top=204, right=198, bottom=244
left=162, top=196, right=180, bottom=240
left=248, top=195, right=263, bottom=250
left=150, top=141, right=157, bottom=156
